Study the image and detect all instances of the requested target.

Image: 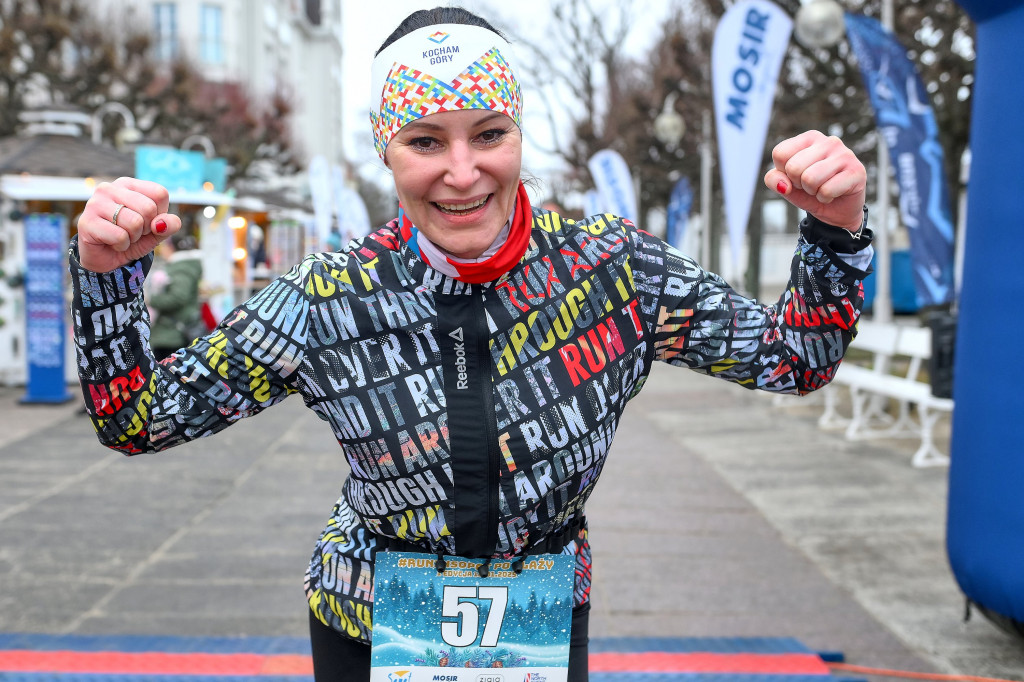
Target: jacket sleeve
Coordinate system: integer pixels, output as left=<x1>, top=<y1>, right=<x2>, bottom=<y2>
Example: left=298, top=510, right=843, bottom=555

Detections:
left=69, top=237, right=312, bottom=455
left=637, top=225, right=870, bottom=395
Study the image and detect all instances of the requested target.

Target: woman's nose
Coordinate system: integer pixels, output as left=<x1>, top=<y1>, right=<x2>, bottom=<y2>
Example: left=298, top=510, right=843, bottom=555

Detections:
left=444, top=142, right=480, bottom=189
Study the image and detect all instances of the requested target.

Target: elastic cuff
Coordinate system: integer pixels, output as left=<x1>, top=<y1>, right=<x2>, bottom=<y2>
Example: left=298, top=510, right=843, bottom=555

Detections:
left=68, top=235, right=154, bottom=289
left=799, top=206, right=873, bottom=254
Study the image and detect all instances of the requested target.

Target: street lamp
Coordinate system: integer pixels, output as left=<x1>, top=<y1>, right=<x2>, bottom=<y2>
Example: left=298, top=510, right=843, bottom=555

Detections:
left=91, top=102, right=142, bottom=150
left=654, top=93, right=686, bottom=151
left=795, top=0, right=893, bottom=323
left=794, top=0, right=846, bottom=49
left=181, top=134, right=216, bottom=159
left=653, top=94, right=714, bottom=268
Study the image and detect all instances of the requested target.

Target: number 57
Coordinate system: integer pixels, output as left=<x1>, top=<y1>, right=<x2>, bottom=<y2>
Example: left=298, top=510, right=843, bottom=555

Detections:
left=440, top=586, right=509, bottom=648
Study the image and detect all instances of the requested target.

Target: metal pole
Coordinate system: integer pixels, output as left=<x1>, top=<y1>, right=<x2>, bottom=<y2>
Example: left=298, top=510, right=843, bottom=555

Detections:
left=875, top=137, right=893, bottom=322
left=700, top=109, right=713, bottom=268
left=181, top=134, right=216, bottom=159
left=952, top=148, right=971, bottom=314
left=873, top=0, right=894, bottom=323
left=91, top=102, right=137, bottom=146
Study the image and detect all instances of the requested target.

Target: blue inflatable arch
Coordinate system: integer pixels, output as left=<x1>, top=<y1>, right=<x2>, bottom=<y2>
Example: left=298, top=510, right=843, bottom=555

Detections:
left=947, top=0, right=1024, bottom=633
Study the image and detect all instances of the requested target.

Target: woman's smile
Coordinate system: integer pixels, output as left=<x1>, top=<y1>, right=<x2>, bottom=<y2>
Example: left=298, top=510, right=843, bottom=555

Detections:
left=433, top=194, right=492, bottom=217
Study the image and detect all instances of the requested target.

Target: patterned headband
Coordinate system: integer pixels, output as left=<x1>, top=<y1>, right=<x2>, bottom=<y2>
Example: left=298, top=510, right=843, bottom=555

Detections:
left=370, top=23, right=522, bottom=160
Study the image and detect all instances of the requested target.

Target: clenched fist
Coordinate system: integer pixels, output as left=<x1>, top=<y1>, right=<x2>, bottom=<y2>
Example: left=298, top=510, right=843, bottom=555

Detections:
left=763, top=130, right=867, bottom=232
left=76, top=177, right=182, bottom=272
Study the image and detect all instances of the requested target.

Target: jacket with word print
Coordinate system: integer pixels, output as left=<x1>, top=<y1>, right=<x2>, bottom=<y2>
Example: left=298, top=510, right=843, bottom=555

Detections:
left=70, top=207, right=868, bottom=643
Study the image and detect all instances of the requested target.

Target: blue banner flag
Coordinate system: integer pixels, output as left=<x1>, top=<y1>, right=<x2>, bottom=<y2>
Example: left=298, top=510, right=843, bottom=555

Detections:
left=587, top=149, right=638, bottom=222
left=23, top=214, right=72, bottom=403
left=712, top=0, right=792, bottom=274
left=845, top=13, right=955, bottom=307
left=665, top=177, right=693, bottom=250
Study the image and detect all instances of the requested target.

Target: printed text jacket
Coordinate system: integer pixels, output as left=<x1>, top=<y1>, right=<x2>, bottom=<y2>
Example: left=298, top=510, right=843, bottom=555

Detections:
left=70, top=207, right=869, bottom=643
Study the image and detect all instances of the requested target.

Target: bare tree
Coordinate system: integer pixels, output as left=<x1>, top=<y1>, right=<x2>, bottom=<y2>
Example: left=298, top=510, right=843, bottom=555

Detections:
left=771, top=0, right=974, bottom=202
left=530, top=0, right=973, bottom=290
left=505, top=0, right=636, bottom=192
left=496, top=0, right=721, bottom=224
left=0, top=0, right=301, bottom=181
left=130, top=60, right=302, bottom=180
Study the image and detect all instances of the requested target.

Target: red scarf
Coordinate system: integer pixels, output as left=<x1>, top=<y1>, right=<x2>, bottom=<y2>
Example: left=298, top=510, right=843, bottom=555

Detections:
left=398, top=182, right=532, bottom=284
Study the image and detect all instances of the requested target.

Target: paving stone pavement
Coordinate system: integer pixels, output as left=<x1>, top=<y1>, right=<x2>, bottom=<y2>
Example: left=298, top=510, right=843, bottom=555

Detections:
left=0, top=363, right=1021, bottom=681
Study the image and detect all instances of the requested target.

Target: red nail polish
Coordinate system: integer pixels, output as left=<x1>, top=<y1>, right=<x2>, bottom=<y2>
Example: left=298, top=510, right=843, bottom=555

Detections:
left=776, top=181, right=788, bottom=194
left=154, top=219, right=167, bottom=234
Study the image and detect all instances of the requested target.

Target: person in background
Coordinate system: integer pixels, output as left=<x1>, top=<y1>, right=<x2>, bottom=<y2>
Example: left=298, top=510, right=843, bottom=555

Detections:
left=249, top=223, right=269, bottom=272
left=146, top=230, right=203, bottom=359
left=325, top=228, right=343, bottom=252
left=68, top=6, right=872, bottom=681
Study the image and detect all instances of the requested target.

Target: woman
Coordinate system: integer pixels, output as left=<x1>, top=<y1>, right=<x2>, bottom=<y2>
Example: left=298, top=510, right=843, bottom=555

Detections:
left=146, top=230, right=204, bottom=359
left=70, top=7, right=872, bottom=682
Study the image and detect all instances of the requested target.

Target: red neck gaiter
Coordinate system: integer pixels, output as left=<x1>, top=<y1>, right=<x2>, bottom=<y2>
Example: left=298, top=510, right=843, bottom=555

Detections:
left=398, top=182, right=532, bottom=284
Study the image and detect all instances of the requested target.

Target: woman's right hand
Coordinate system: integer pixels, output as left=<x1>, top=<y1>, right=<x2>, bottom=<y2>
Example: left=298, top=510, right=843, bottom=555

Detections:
left=77, top=177, right=182, bottom=273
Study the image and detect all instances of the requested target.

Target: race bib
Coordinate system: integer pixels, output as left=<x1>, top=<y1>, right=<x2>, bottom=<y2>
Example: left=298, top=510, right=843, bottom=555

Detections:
left=371, top=552, right=574, bottom=682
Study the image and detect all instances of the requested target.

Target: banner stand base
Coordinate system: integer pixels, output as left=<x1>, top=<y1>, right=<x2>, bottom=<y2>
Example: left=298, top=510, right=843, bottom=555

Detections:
left=20, top=391, right=75, bottom=405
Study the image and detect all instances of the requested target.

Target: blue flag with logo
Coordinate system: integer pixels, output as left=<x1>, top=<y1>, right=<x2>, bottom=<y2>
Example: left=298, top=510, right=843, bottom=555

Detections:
left=665, top=177, right=693, bottom=250
left=845, top=13, right=955, bottom=307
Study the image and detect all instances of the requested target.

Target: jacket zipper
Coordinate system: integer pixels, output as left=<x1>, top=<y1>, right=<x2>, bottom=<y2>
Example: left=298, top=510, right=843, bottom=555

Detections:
left=476, top=288, right=500, bottom=555
left=436, top=284, right=501, bottom=557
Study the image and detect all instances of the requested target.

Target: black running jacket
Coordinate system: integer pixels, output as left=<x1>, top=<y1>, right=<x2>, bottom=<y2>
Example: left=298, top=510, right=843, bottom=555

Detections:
left=69, top=207, right=869, bottom=643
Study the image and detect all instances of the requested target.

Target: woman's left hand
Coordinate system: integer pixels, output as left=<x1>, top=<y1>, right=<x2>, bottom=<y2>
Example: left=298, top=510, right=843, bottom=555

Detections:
left=764, top=130, right=866, bottom=232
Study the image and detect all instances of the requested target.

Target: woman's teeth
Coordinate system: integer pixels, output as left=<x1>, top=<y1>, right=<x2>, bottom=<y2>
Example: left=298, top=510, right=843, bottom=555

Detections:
left=435, top=196, right=489, bottom=215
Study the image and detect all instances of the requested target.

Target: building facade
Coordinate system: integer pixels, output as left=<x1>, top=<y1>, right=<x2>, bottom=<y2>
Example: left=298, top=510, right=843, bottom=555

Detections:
left=0, top=2, right=345, bottom=390
left=96, top=0, right=345, bottom=167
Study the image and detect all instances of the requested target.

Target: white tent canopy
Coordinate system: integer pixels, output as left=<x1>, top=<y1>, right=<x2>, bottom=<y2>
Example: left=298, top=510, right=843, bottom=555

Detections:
left=1, top=173, right=235, bottom=206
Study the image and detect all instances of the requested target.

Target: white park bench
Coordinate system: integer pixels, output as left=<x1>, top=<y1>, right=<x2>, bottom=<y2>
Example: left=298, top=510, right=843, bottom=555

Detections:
left=820, top=320, right=954, bottom=468
left=817, top=320, right=900, bottom=430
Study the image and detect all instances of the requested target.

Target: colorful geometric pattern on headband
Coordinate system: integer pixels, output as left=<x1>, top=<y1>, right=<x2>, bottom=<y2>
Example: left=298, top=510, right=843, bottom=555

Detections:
left=371, top=48, right=522, bottom=159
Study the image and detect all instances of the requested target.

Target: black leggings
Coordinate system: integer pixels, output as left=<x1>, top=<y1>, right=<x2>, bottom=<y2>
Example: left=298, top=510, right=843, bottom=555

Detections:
left=309, top=602, right=591, bottom=682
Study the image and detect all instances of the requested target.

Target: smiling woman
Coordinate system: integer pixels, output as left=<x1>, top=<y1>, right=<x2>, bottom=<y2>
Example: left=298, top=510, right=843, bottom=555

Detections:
left=385, top=110, right=523, bottom=261
left=69, top=5, right=875, bottom=682
left=368, top=7, right=530, bottom=283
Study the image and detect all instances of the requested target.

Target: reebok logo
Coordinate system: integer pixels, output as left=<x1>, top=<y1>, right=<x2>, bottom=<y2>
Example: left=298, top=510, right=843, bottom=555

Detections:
left=449, top=327, right=468, bottom=390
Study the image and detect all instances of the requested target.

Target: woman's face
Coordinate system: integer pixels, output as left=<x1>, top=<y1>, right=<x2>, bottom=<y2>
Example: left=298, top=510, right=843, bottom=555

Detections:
left=385, top=109, right=522, bottom=259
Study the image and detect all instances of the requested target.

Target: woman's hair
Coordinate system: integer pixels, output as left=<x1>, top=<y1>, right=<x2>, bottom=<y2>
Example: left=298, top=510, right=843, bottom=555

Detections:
left=375, top=6, right=507, bottom=56
left=170, top=232, right=198, bottom=251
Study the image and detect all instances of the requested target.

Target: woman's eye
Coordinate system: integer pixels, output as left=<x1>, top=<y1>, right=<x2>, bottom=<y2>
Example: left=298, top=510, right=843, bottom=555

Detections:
left=477, top=129, right=507, bottom=144
left=409, top=137, right=439, bottom=150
